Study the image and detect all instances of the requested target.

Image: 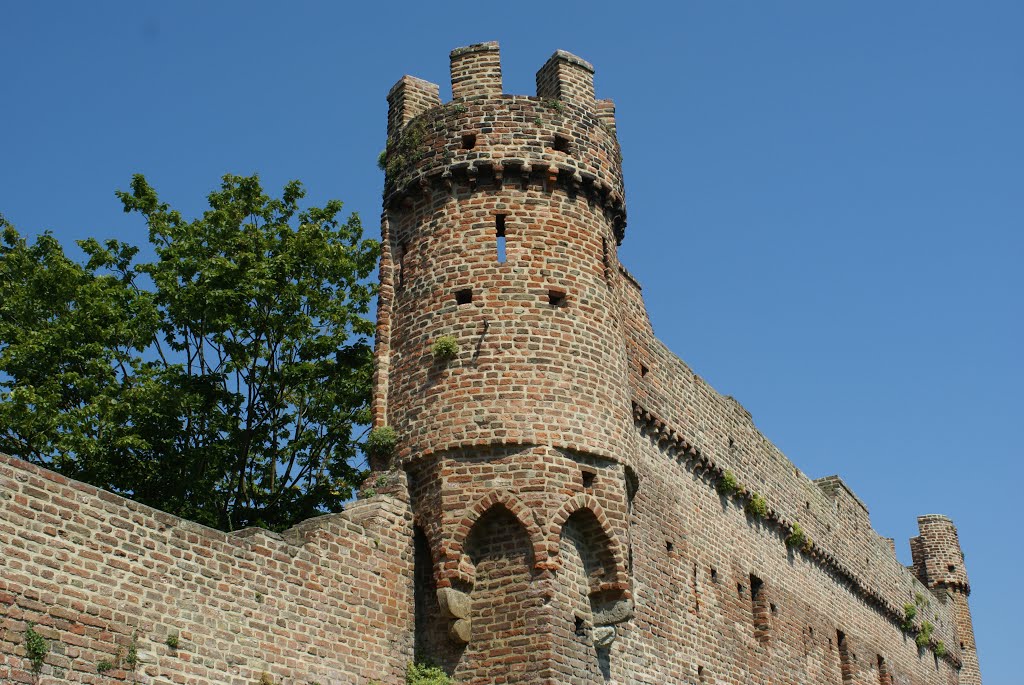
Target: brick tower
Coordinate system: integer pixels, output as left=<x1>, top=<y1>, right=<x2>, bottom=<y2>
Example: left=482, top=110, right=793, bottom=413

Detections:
left=373, top=42, right=635, bottom=682
left=912, top=515, right=982, bottom=684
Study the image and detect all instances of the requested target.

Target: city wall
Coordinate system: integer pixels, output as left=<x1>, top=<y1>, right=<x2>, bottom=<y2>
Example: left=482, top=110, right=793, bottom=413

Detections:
left=0, top=454, right=413, bottom=684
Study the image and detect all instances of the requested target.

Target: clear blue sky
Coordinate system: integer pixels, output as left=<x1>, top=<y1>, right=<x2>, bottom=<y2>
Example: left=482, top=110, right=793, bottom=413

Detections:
left=2, top=2, right=1020, bottom=680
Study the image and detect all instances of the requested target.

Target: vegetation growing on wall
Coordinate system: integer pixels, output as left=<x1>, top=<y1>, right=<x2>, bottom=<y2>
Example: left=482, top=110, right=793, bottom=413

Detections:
left=406, top=661, right=451, bottom=685
left=23, top=624, right=48, bottom=677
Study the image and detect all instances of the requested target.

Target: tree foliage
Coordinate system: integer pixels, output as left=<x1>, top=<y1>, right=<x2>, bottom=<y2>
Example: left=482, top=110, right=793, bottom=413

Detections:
left=0, top=174, right=379, bottom=531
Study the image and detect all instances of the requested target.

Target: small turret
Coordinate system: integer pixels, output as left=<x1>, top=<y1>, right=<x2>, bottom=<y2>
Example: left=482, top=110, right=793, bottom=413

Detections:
left=911, top=514, right=981, bottom=684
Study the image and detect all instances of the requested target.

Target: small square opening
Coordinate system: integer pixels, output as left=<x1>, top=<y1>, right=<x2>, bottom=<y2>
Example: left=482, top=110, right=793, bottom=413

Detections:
left=547, top=289, right=566, bottom=307
left=553, top=134, right=571, bottom=153
left=581, top=470, right=596, bottom=489
left=461, top=133, right=477, bottom=150
left=640, top=364, right=649, bottom=378
left=455, top=288, right=473, bottom=305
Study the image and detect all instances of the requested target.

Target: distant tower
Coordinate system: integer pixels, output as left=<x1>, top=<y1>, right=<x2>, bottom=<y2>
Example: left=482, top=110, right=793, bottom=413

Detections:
left=911, top=515, right=982, bottom=684
left=373, top=42, right=634, bottom=682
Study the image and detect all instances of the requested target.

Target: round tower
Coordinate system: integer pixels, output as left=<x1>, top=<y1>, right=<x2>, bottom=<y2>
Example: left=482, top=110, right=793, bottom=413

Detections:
left=377, top=43, right=630, bottom=463
left=373, top=43, right=635, bottom=683
left=911, top=514, right=981, bottom=684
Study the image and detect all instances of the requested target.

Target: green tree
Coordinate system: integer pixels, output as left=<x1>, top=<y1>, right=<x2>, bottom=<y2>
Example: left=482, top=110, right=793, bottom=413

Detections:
left=0, top=174, right=379, bottom=531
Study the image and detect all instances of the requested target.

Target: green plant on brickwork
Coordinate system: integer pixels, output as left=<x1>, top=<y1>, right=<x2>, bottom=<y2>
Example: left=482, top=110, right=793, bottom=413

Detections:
left=377, top=150, right=388, bottom=171
left=785, top=522, right=812, bottom=552
left=407, top=660, right=451, bottom=685
left=366, top=426, right=398, bottom=460
left=542, top=98, right=565, bottom=113
left=259, top=672, right=275, bottom=685
left=97, top=658, right=114, bottom=674
left=124, top=633, right=140, bottom=670
left=902, top=602, right=917, bottom=631
left=935, top=641, right=947, bottom=658
left=383, top=117, right=430, bottom=179
left=715, top=470, right=740, bottom=497
left=916, top=621, right=934, bottom=649
left=362, top=488, right=377, bottom=499
left=447, top=102, right=468, bottom=114
left=165, top=633, right=180, bottom=650
left=24, top=623, right=49, bottom=677
left=745, top=493, right=768, bottom=519
left=432, top=335, right=460, bottom=361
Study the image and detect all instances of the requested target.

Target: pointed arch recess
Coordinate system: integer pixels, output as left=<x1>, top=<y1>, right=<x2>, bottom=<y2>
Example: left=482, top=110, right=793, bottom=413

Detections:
left=548, top=494, right=629, bottom=589
left=444, top=489, right=547, bottom=579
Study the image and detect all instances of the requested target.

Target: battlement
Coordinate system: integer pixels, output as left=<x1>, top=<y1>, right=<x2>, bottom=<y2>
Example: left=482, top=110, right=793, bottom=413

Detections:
left=387, top=42, right=608, bottom=137
left=449, top=42, right=502, bottom=99
left=381, top=43, right=625, bottom=243
left=536, top=49, right=596, bottom=106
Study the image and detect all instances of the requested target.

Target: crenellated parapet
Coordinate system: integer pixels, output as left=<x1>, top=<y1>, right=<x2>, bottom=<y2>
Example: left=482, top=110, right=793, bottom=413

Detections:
left=382, top=43, right=626, bottom=243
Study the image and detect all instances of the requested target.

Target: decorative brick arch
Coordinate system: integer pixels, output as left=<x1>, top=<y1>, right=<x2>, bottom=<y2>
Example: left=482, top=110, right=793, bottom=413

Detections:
left=446, top=489, right=547, bottom=572
left=548, top=494, right=629, bottom=587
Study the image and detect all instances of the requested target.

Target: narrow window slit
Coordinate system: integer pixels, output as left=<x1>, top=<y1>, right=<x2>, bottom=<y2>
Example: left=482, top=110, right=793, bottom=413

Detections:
left=692, top=563, right=700, bottom=613
left=495, top=214, right=507, bottom=263
left=455, top=289, right=473, bottom=305
left=602, top=236, right=611, bottom=282
left=640, top=364, right=649, bottom=378
left=750, top=574, right=769, bottom=641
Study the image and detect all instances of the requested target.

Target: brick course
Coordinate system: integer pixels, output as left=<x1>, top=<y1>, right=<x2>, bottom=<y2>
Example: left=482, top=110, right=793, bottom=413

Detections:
left=0, top=455, right=414, bottom=684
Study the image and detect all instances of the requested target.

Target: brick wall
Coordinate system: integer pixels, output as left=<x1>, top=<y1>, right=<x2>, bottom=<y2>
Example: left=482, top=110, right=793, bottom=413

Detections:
left=374, top=42, right=977, bottom=684
left=0, top=454, right=414, bottom=684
